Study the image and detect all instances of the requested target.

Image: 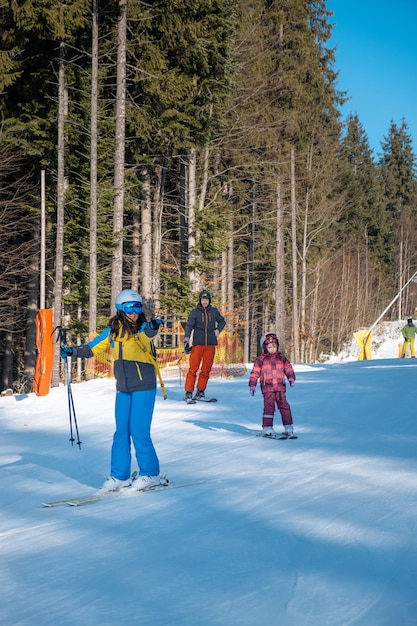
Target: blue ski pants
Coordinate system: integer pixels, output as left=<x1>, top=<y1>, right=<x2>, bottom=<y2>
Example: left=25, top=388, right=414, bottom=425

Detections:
left=111, top=388, right=159, bottom=480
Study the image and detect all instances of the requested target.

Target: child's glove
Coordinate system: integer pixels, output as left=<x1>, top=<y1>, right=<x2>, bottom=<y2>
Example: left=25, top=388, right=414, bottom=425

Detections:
left=249, top=386, right=256, bottom=396
left=184, top=339, right=192, bottom=355
left=149, top=318, right=164, bottom=330
left=60, top=345, right=73, bottom=359
left=288, top=379, right=295, bottom=387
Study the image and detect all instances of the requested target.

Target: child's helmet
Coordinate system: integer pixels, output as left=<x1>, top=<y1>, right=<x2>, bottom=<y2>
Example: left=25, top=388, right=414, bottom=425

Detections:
left=115, top=289, right=142, bottom=311
left=260, top=332, right=279, bottom=350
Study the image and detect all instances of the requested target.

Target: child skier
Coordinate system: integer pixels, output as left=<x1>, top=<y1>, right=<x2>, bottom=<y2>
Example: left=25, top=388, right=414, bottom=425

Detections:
left=249, top=333, right=296, bottom=437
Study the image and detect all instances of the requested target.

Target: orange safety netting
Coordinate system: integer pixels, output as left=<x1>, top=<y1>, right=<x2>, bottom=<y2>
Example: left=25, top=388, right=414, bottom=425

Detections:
left=80, top=329, right=246, bottom=380
left=153, top=330, right=246, bottom=378
left=84, top=336, right=114, bottom=378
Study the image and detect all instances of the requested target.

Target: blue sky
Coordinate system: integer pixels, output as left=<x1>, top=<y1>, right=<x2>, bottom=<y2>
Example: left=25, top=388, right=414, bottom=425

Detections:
left=327, top=0, right=417, bottom=157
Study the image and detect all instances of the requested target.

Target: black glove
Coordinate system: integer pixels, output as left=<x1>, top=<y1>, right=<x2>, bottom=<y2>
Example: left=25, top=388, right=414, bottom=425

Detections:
left=60, top=345, right=73, bottom=359
left=149, top=318, right=164, bottom=330
left=184, top=338, right=192, bottom=355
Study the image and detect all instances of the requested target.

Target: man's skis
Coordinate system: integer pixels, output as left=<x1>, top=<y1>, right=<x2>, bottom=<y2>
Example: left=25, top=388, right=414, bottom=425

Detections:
left=42, top=477, right=207, bottom=508
left=184, top=396, right=217, bottom=404
left=256, top=432, right=298, bottom=440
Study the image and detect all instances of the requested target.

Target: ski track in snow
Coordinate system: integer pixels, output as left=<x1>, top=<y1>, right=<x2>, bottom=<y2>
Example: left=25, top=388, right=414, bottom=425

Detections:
left=1, top=326, right=417, bottom=625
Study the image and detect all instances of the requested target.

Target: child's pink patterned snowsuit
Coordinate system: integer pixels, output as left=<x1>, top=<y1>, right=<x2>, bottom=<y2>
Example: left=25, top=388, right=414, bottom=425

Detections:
left=249, top=351, right=295, bottom=428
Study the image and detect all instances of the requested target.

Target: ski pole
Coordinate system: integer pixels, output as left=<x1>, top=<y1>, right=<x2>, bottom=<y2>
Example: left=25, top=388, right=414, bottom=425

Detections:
left=54, top=325, right=82, bottom=449
left=64, top=355, right=82, bottom=449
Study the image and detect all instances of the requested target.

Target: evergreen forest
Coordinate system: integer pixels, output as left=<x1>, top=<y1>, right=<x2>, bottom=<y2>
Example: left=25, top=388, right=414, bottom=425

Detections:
left=1, top=0, right=417, bottom=392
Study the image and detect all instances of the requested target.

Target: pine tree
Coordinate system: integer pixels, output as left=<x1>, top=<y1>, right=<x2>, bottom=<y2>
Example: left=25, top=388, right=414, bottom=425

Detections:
left=123, top=0, right=236, bottom=309
left=379, top=119, right=417, bottom=317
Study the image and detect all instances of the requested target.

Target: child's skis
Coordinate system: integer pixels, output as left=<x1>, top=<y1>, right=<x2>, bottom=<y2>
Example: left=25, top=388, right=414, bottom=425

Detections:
left=256, top=432, right=298, bottom=440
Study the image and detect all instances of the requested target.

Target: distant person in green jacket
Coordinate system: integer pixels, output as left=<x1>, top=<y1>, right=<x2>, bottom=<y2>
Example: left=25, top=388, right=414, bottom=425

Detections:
left=401, top=318, right=417, bottom=358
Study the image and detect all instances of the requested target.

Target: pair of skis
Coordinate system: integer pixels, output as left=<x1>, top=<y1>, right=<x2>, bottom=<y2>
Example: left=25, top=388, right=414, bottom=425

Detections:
left=185, top=396, right=217, bottom=405
left=257, top=432, right=298, bottom=440
left=42, top=475, right=207, bottom=508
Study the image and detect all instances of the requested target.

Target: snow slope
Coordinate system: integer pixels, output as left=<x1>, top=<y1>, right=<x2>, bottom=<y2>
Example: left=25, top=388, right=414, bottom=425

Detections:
left=1, top=326, right=417, bottom=625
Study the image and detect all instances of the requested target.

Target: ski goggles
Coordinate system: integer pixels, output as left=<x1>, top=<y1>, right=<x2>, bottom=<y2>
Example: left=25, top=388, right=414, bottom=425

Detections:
left=122, top=301, right=143, bottom=315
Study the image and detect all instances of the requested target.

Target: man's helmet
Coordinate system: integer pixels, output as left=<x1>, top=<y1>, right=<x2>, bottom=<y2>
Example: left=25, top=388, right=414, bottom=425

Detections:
left=115, top=289, right=142, bottom=312
left=199, top=289, right=211, bottom=301
left=260, top=332, right=279, bottom=350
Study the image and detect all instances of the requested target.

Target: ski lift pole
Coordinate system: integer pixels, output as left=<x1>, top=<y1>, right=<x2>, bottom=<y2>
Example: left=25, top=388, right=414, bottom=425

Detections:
left=363, top=270, right=417, bottom=353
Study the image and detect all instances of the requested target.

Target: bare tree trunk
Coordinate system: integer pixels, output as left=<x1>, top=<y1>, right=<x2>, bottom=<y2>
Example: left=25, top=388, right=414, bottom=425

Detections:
left=246, top=182, right=255, bottom=361
left=25, top=231, right=38, bottom=391
left=338, top=245, right=353, bottom=343
left=227, top=231, right=234, bottom=327
left=138, top=165, right=152, bottom=301
left=111, top=0, right=127, bottom=312
left=131, top=205, right=140, bottom=291
left=398, top=227, right=404, bottom=318
left=290, top=147, right=300, bottom=363
left=198, top=146, right=210, bottom=212
left=52, top=41, right=67, bottom=387
left=153, top=154, right=169, bottom=310
left=299, top=145, right=312, bottom=362
left=221, top=249, right=227, bottom=310
left=308, top=267, right=320, bottom=362
left=337, top=247, right=346, bottom=343
left=76, top=303, right=82, bottom=381
left=1, top=331, right=13, bottom=390
left=152, top=191, right=161, bottom=309
left=179, top=152, right=187, bottom=278
left=188, top=147, right=198, bottom=291
left=402, top=230, right=412, bottom=315
left=89, top=0, right=99, bottom=339
left=244, top=276, right=250, bottom=363
left=275, top=175, right=285, bottom=350
left=355, top=243, right=361, bottom=329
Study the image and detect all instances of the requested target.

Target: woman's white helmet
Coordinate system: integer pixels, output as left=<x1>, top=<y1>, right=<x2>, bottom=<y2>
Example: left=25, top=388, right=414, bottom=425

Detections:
left=115, top=289, right=142, bottom=312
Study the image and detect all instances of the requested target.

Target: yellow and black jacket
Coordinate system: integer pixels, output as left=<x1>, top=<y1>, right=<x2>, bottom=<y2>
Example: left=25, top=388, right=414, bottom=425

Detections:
left=72, top=322, right=157, bottom=393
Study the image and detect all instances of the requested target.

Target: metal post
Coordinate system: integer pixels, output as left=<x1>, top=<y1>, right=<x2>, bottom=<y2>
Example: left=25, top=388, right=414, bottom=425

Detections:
left=40, top=170, right=46, bottom=310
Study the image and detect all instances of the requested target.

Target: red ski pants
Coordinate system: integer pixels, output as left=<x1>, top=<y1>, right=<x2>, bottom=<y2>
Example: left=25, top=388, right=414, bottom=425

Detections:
left=262, top=389, right=293, bottom=427
left=185, top=345, right=216, bottom=392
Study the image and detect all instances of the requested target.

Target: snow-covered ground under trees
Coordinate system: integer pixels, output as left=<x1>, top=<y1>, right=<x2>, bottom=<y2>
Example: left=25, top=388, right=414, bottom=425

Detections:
left=1, top=321, right=416, bottom=626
